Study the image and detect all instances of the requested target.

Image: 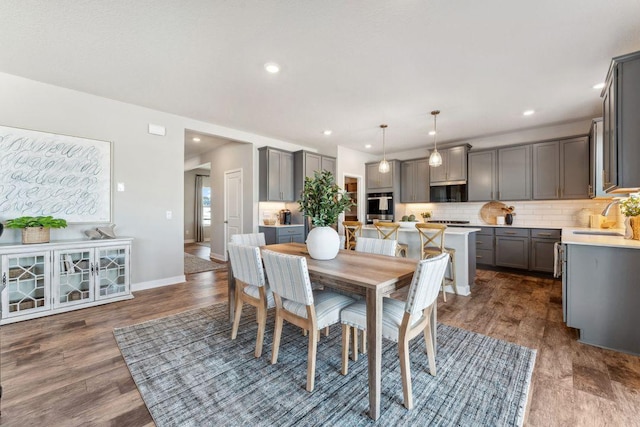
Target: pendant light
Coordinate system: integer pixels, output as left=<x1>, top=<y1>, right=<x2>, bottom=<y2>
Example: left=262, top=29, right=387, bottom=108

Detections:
left=378, top=124, right=390, bottom=173
left=428, top=110, right=442, bottom=167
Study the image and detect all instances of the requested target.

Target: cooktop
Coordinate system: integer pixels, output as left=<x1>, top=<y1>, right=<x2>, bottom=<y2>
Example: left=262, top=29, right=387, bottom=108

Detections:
left=426, top=220, right=471, bottom=224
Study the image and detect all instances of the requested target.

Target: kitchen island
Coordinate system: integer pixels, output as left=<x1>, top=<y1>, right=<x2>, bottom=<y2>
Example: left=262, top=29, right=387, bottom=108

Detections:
left=561, top=227, right=640, bottom=355
left=361, top=225, right=480, bottom=296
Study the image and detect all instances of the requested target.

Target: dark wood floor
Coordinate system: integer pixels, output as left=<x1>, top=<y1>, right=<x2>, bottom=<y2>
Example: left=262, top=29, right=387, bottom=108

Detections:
left=0, top=244, right=638, bottom=426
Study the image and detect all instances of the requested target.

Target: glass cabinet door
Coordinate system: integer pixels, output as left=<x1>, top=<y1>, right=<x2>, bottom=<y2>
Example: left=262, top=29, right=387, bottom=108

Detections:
left=2, top=252, right=51, bottom=317
left=53, top=249, right=94, bottom=308
left=95, top=246, right=129, bottom=300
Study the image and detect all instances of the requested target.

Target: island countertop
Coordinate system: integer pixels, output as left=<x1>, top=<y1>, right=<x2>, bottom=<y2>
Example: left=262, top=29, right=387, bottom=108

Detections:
left=362, top=225, right=480, bottom=235
left=561, top=227, right=640, bottom=249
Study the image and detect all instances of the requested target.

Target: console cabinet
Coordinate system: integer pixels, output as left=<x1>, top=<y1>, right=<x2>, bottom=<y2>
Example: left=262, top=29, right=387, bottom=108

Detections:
left=1, top=238, right=132, bottom=324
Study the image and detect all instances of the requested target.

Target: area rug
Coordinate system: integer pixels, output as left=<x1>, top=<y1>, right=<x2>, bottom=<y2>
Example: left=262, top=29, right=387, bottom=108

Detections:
left=114, top=304, right=536, bottom=426
left=184, top=253, right=226, bottom=274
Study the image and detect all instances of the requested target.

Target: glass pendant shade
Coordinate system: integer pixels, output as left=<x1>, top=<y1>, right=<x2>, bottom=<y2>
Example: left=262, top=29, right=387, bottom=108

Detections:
left=378, top=159, right=390, bottom=173
left=429, top=149, right=442, bottom=167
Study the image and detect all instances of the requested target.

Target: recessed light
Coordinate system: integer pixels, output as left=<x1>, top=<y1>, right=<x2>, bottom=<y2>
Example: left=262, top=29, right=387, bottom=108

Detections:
left=365, top=144, right=372, bottom=149
left=323, top=130, right=332, bottom=136
left=593, top=82, right=605, bottom=89
left=428, top=131, right=436, bottom=136
left=264, top=62, right=280, bottom=73
left=523, top=110, right=535, bottom=116
left=192, top=137, right=201, bottom=142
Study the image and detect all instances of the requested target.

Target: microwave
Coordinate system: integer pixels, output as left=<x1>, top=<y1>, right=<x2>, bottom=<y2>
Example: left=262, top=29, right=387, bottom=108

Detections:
left=430, top=184, right=468, bottom=203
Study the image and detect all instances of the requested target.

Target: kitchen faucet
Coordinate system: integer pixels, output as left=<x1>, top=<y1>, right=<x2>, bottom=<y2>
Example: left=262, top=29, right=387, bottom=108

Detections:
left=601, top=200, right=621, bottom=216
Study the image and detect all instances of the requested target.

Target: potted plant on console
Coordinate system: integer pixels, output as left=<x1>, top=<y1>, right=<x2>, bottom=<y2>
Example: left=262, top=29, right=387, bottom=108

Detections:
left=620, top=195, right=640, bottom=240
left=4, top=216, right=68, bottom=244
left=298, top=170, right=354, bottom=260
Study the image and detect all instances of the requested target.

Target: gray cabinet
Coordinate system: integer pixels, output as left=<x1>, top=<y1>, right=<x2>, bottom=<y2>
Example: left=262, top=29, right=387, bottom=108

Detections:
left=366, top=160, right=398, bottom=192
left=495, top=228, right=529, bottom=269
left=497, top=145, right=531, bottom=200
left=468, top=150, right=497, bottom=201
left=589, top=118, right=608, bottom=198
left=602, top=50, right=640, bottom=193
left=532, top=137, right=589, bottom=200
left=400, top=158, right=430, bottom=203
left=259, top=147, right=294, bottom=201
left=430, top=145, right=469, bottom=184
left=259, top=226, right=305, bottom=245
left=474, top=227, right=495, bottom=266
left=529, top=229, right=561, bottom=273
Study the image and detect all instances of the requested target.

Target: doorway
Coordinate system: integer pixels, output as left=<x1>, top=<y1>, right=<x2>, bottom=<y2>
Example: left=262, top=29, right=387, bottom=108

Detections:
left=195, top=174, right=211, bottom=243
left=223, top=168, right=243, bottom=260
left=343, top=175, right=361, bottom=222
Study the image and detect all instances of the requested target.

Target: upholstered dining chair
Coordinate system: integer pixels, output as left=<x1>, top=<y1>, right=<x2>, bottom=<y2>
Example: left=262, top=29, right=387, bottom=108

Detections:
left=342, top=220, right=362, bottom=250
left=415, top=223, right=457, bottom=301
left=227, top=243, right=275, bottom=358
left=230, top=232, right=266, bottom=247
left=261, top=249, right=355, bottom=392
left=340, top=253, right=449, bottom=410
left=373, top=222, right=408, bottom=257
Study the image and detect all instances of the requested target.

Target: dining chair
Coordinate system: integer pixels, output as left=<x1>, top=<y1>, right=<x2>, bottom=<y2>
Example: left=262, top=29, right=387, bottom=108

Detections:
left=415, top=223, right=457, bottom=301
left=342, top=220, right=362, bottom=250
left=355, top=236, right=397, bottom=257
left=230, top=232, right=266, bottom=247
left=340, top=253, right=449, bottom=409
left=262, top=249, right=355, bottom=392
left=373, top=222, right=408, bottom=257
left=228, top=243, right=275, bottom=358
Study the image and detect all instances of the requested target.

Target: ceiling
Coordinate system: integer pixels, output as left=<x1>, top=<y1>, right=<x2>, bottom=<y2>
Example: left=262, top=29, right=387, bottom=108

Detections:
left=2, top=1, right=640, bottom=156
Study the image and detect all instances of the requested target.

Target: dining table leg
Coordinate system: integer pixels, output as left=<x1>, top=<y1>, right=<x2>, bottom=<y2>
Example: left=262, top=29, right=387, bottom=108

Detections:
left=366, top=288, right=383, bottom=420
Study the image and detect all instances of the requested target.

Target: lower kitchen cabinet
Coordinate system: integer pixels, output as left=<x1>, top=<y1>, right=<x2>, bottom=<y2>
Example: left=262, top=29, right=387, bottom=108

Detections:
left=529, top=229, right=561, bottom=273
left=259, top=225, right=305, bottom=244
left=474, top=227, right=495, bottom=266
left=495, top=228, right=529, bottom=270
left=1, top=238, right=133, bottom=324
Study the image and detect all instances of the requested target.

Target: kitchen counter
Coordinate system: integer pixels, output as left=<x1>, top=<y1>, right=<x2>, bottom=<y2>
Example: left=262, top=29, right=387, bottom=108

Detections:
left=561, top=227, right=640, bottom=249
left=259, top=224, right=304, bottom=228
left=362, top=225, right=479, bottom=296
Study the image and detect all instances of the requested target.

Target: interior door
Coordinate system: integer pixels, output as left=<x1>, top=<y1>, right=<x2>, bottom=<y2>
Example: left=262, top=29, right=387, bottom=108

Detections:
left=224, top=169, right=243, bottom=259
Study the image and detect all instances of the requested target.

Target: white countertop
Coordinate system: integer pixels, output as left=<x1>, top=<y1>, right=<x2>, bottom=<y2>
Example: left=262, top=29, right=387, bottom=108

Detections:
left=561, top=227, right=640, bottom=249
left=259, top=224, right=304, bottom=228
left=455, top=223, right=563, bottom=229
left=363, top=225, right=480, bottom=235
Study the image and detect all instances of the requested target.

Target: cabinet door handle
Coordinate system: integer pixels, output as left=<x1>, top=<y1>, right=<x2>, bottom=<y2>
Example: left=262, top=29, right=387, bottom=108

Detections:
left=476, top=255, right=483, bottom=259
left=538, top=232, right=552, bottom=236
left=588, top=185, right=593, bottom=197
left=90, top=263, right=95, bottom=275
left=477, top=241, right=483, bottom=245
left=2, top=272, right=5, bottom=286
left=490, top=191, right=493, bottom=200
left=504, top=231, right=517, bottom=235
left=556, top=187, right=559, bottom=198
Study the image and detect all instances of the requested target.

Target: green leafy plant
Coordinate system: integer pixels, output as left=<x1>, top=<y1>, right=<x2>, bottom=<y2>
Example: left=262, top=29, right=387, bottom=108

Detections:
left=4, top=216, right=68, bottom=229
left=297, top=170, right=354, bottom=227
left=620, top=195, right=640, bottom=217
left=420, top=211, right=432, bottom=219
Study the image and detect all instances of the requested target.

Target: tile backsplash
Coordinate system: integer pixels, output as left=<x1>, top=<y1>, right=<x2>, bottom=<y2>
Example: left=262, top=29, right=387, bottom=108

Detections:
left=399, top=199, right=622, bottom=228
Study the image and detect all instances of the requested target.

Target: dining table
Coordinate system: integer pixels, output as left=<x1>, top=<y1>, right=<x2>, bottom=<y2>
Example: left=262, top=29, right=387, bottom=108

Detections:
left=227, top=242, right=435, bottom=420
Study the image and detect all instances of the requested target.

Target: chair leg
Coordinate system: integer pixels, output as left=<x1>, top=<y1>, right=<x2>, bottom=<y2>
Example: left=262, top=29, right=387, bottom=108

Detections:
left=231, top=293, right=243, bottom=339
left=341, top=324, right=350, bottom=375
left=351, top=327, right=358, bottom=362
left=307, top=328, right=318, bottom=392
left=423, top=326, right=437, bottom=376
left=449, top=252, right=458, bottom=295
left=254, top=305, right=266, bottom=358
left=441, top=278, right=447, bottom=302
left=360, top=329, right=367, bottom=354
left=271, top=312, right=284, bottom=364
left=399, top=339, right=413, bottom=410
left=325, top=326, right=330, bottom=337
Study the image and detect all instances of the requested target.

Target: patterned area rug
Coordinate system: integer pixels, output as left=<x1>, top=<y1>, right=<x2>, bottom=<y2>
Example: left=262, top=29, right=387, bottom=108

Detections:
left=114, top=304, right=536, bottom=426
left=184, top=253, right=226, bottom=274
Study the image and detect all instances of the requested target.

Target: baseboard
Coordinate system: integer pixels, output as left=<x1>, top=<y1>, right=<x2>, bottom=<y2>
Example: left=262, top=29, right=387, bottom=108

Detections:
left=132, top=275, right=186, bottom=292
left=210, top=252, right=226, bottom=262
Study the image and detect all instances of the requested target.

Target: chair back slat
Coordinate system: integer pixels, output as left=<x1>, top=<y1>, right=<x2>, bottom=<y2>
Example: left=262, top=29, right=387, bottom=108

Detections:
left=342, top=221, right=362, bottom=250
left=415, top=223, right=446, bottom=259
left=374, top=222, right=400, bottom=240
left=227, top=243, right=266, bottom=287
left=355, top=236, right=397, bottom=256
left=230, top=232, right=266, bottom=247
left=405, top=253, right=449, bottom=316
left=262, top=250, right=314, bottom=306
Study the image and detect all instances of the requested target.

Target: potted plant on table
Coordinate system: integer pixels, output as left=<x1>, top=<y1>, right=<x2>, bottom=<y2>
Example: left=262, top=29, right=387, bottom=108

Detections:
left=4, top=216, right=68, bottom=244
left=298, top=170, right=354, bottom=260
left=620, top=195, right=640, bottom=240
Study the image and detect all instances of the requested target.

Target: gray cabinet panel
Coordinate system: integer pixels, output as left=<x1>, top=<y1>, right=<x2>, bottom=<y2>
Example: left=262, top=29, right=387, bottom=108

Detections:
left=530, top=238, right=556, bottom=273
left=366, top=160, right=398, bottom=192
left=321, top=156, right=336, bottom=176
left=560, top=137, right=589, bottom=199
left=533, top=141, right=560, bottom=200
left=400, top=158, right=429, bottom=203
left=468, top=150, right=497, bottom=201
left=305, top=153, right=322, bottom=178
left=495, top=235, right=529, bottom=269
left=259, top=147, right=294, bottom=201
left=430, top=145, right=469, bottom=184
left=280, top=151, right=294, bottom=201
left=498, top=145, right=531, bottom=200
left=429, top=152, right=448, bottom=183
left=259, top=226, right=304, bottom=245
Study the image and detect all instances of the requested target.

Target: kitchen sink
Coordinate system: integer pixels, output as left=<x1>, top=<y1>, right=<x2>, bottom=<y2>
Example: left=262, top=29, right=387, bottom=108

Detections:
left=572, top=230, right=623, bottom=236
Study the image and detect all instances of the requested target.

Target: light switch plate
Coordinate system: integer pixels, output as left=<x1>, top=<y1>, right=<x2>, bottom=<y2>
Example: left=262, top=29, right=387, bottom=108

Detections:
left=166, top=211, right=172, bottom=219
left=117, top=182, right=125, bottom=192
left=148, top=123, right=166, bottom=136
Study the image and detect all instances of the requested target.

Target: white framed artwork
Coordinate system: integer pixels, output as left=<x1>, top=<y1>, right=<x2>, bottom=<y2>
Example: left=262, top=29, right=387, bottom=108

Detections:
left=0, top=125, right=112, bottom=223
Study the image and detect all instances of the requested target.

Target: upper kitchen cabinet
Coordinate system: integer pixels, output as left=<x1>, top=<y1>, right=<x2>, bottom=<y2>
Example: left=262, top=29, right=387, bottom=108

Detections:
left=589, top=118, right=608, bottom=198
left=430, top=145, right=470, bottom=185
left=366, top=160, right=399, bottom=193
left=468, top=150, right=497, bottom=201
left=258, top=147, right=294, bottom=201
left=532, top=137, right=589, bottom=200
left=400, top=158, right=430, bottom=203
left=293, top=150, right=337, bottom=201
left=602, top=50, right=640, bottom=193
left=497, top=145, right=531, bottom=200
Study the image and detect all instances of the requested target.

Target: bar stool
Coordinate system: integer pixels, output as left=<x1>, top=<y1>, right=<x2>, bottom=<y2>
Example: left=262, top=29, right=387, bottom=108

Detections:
left=342, top=220, right=362, bottom=250
left=415, top=223, right=457, bottom=301
left=374, top=222, right=408, bottom=257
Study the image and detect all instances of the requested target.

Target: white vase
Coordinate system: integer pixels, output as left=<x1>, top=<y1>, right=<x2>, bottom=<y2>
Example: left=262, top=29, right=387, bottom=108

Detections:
left=624, top=217, right=633, bottom=239
left=306, top=226, right=340, bottom=260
